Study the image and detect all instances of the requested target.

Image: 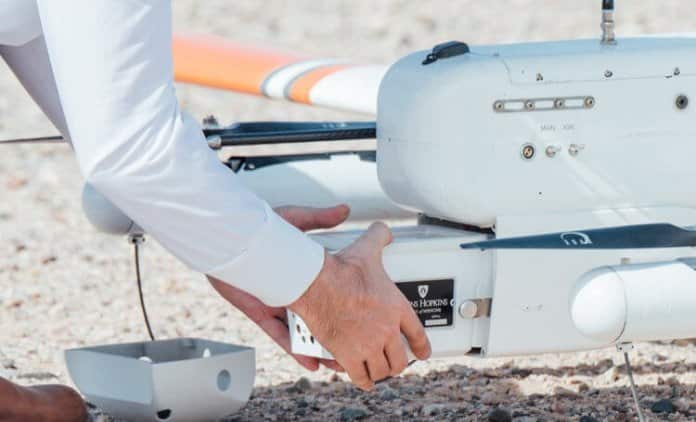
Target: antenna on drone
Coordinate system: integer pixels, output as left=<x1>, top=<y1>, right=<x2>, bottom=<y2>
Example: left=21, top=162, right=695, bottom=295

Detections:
left=601, top=0, right=617, bottom=45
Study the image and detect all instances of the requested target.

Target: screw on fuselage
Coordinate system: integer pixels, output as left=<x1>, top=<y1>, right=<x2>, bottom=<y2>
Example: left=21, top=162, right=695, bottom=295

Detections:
left=676, top=95, right=689, bottom=110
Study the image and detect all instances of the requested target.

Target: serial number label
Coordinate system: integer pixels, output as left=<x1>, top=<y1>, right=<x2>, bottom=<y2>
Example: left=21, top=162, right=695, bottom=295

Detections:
left=396, top=279, right=454, bottom=327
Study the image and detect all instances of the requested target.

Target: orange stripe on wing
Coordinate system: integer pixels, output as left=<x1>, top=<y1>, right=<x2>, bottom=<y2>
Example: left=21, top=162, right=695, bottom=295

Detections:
left=287, top=64, right=350, bottom=104
left=172, top=34, right=306, bottom=95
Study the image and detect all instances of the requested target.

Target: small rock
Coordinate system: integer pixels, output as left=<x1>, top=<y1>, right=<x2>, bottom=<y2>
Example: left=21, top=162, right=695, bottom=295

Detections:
left=17, top=372, right=57, bottom=381
left=421, top=403, right=450, bottom=416
left=551, top=401, right=565, bottom=414
left=511, top=368, right=532, bottom=378
left=481, top=391, right=502, bottom=405
left=579, top=416, right=599, bottom=422
left=487, top=407, right=512, bottom=422
left=674, top=398, right=690, bottom=412
left=553, top=386, right=579, bottom=398
left=576, top=382, right=590, bottom=393
left=1, top=359, right=16, bottom=370
left=339, top=406, right=369, bottom=421
left=291, top=377, right=312, bottom=393
left=665, top=376, right=680, bottom=386
left=651, top=399, right=677, bottom=414
left=379, top=387, right=399, bottom=401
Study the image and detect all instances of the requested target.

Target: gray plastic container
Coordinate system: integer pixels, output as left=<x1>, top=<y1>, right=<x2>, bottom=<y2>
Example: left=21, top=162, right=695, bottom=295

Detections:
left=65, top=338, right=255, bottom=422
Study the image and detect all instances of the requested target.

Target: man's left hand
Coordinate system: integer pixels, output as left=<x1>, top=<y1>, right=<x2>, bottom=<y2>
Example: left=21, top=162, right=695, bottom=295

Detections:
left=208, top=204, right=349, bottom=372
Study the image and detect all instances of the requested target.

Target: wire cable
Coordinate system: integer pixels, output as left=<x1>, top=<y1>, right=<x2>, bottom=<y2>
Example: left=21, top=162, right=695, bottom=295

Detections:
left=623, top=352, right=645, bottom=422
left=132, top=236, right=156, bottom=341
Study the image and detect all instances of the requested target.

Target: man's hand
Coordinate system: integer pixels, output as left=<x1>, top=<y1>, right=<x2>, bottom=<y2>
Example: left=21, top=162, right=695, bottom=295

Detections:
left=289, top=222, right=432, bottom=391
left=208, top=204, right=349, bottom=372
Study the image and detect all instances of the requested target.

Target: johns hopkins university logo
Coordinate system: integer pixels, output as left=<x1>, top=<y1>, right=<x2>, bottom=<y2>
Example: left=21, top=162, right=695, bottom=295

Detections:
left=418, top=285, right=429, bottom=299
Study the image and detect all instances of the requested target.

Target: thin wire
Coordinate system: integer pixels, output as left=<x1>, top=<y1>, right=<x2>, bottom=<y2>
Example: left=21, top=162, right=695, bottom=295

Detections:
left=623, top=352, right=645, bottom=422
left=134, top=240, right=156, bottom=341
left=0, top=135, right=65, bottom=144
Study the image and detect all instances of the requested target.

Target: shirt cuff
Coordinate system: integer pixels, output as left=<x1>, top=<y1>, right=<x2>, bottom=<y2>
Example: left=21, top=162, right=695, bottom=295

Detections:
left=206, top=204, right=326, bottom=307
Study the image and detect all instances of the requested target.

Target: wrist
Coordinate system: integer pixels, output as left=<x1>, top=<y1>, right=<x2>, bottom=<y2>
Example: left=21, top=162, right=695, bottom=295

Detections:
left=289, top=250, right=336, bottom=318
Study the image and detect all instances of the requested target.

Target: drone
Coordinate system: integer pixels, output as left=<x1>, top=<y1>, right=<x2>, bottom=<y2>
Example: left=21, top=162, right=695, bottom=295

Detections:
left=3, top=1, right=694, bottom=421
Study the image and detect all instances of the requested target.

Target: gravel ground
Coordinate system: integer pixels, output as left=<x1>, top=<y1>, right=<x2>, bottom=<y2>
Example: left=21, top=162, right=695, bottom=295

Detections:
left=1, top=1, right=695, bottom=421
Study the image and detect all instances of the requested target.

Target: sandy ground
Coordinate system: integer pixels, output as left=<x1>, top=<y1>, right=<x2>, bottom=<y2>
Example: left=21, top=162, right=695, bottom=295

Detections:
left=1, top=1, right=695, bottom=421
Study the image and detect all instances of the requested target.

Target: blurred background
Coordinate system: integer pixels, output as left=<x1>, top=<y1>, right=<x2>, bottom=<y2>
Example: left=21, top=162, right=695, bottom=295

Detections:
left=1, top=1, right=694, bottom=420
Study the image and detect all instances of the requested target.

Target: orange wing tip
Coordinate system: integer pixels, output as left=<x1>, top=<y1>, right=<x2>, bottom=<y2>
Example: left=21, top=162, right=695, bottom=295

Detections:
left=286, top=64, right=351, bottom=104
left=173, top=33, right=306, bottom=95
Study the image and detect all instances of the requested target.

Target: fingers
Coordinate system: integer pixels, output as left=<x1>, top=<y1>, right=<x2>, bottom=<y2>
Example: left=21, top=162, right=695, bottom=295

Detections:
left=349, top=222, right=393, bottom=254
left=343, top=360, right=374, bottom=391
left=320, top=359, right=345, bottom=372
left=400, top=305, right=432, bottom=360
left=384, top=336, right=409, bottom=376
left=293, top=355, right=321, bottom=371
left=366, top=354, right=391, bottom=383
left=275, top=204, right=350, bottom=232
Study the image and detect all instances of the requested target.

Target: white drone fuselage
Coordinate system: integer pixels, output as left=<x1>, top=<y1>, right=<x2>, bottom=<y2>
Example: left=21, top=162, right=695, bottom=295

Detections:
left=290, top=36, right=696, bottom=359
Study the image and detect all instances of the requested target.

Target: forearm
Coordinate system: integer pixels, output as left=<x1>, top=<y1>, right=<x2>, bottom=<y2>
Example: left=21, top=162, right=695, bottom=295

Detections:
left=36, top=0, right=323, bottom=306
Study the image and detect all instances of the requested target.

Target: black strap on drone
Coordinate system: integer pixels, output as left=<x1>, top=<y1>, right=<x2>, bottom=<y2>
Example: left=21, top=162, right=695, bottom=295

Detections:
left=0, top=121, right=377, bottom=147
left=204, top=121, right=376, bottom=147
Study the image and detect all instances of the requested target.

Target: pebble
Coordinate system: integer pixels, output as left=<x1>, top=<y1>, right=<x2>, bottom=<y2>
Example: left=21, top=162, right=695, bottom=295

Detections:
left=289, top=377, right=312, bottom=393
left=651, top=398, right=677, bottom=414
left=579, top=416, right=600, bottom=422
left=481, top=391, right=502, bottom=405
left=553, top=386, right=579, bottom=398
left=0, top=358, right=16, bottom=369
left=16, top=371, right=57, bottom=380
left=487, top=407, right=512, bottom=422
left=674, top=397, right=690, bottom=412
left=339, top=406, right=370, bottom=421
left=511, top=368, right=532, bottom=378
left=421, top=403, right=451, bottom=416
left=378, top=387, right=399, bottom=401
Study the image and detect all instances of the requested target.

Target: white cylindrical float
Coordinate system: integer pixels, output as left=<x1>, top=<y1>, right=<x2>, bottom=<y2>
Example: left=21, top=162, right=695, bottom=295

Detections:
left=235, top=154, right=414, bottom=222
left=82, top=156, right=413, bottom=235
left=571, top=260, right=696, bottom=344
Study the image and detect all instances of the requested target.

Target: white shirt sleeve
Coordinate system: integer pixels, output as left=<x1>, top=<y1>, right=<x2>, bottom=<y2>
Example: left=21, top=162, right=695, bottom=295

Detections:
left=34, top=0, right=325, bottom=306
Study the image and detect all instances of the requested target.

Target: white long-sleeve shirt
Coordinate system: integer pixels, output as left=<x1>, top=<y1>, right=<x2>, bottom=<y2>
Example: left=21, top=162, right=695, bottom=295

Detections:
left=0, top=0, right=325, bottom=306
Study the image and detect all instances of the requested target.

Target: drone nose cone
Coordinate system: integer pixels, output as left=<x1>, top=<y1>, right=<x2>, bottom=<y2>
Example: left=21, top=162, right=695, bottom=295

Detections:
left=570, top=267, right=627, bottom=344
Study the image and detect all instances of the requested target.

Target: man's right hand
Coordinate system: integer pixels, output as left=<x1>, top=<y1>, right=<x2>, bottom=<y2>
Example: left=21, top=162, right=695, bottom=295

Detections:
left=288, top=222, right=431, bottom=391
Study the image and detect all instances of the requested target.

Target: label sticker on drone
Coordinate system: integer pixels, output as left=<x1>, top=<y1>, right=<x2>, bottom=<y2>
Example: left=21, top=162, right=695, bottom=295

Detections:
left=397, top=279, right=454, bottom=328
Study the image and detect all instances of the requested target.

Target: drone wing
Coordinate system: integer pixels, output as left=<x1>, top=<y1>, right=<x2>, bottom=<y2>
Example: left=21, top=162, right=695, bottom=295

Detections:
left=173, top=34, right=387, bottom=115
